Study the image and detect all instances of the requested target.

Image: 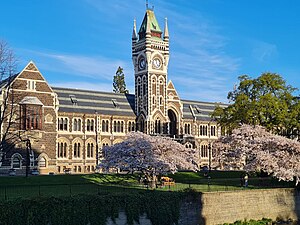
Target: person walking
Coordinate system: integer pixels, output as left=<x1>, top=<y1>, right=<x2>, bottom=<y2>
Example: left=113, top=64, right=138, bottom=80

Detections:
left=244, top=174, right=249, bottom=188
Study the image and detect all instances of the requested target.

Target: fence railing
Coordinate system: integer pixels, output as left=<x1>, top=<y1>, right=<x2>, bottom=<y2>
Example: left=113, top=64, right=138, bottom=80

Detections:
left=0, top=177, right=294, bottom=201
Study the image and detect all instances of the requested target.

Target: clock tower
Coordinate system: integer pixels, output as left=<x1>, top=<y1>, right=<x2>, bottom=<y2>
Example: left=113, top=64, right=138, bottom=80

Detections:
left=132, top=7, right=170, bottom=134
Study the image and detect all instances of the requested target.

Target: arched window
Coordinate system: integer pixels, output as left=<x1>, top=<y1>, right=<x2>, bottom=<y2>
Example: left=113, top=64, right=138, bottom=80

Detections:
left=38, top=157, right=46, bottom=168
left=128, top=121, right=131, bottom=132
left=58, top=142, right=68, bottom=158
left=64, top=118, right=68, bottom=131
left=102, top=120, right=106, bottom=132
left=91, top=120, right=94, bottom=132
left=155, top=119, right=161, bottom=134
left=59, top=118, right=63, bottom=130
left=121, top=121, right=124, bottom=133
left=73, top=142, right=81, bottom=158
left=200, top=145, right=208, bottom=158
left=113, top=121, right=117, bottom=132
left=87, top=143, right=94, bottom=158
left=12, top=155, right=22, bottom=169
left=73, top=119, right=78, bottom=131
left=77, top=119, right=81, bottom=131
left=87, top=119, right=91, bottom=131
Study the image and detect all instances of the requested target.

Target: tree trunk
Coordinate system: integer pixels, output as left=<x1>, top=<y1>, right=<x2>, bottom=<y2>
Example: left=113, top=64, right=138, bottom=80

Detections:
left=148, top=174, right=157, bottom=189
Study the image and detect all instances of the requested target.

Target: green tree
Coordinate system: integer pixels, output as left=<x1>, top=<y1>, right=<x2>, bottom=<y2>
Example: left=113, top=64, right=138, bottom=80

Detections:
left=113, top=66, right=128, bottom=94
left=212, top=72, right=300, bottom=138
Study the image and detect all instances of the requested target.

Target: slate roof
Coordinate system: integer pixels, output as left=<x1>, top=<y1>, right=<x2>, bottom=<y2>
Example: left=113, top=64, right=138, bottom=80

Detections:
left=182, top=99, right=228, bottom=122
left=0, top=74, right=18, bottom=89
left=53, top=87, right=228, bottom=121
left=52, top=87, right=136, bottom=117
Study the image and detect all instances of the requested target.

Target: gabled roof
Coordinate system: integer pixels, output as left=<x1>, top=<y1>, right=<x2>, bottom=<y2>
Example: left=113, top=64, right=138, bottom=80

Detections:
left=53, top=87, right=136, bottom=117
left=0, top=74, right=18, bottom=89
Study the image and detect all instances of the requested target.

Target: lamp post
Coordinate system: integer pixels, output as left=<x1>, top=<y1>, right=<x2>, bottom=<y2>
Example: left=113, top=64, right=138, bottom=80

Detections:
left=208, top=142, right=211, bottom=172
left=25, top=139, right=31, bottom=177
left=95, top=111, right=99, bottom=167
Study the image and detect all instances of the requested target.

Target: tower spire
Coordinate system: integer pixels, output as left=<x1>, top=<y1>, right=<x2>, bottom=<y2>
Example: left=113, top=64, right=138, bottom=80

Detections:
left=132, top=19, right=137, bottom=41
left=164, top=17, right=169, bottom=41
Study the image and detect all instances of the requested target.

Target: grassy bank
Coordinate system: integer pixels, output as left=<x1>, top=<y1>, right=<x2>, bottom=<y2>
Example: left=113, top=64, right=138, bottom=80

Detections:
left=0, top=171, right=294, bottom=200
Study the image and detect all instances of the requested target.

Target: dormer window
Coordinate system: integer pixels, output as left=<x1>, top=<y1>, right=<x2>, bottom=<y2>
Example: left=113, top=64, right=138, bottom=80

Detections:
left=27, top=80, right=36, bottom=90
left=69, top=95, right=78, bottom=105
left=112, top=99, right=120, bottom=108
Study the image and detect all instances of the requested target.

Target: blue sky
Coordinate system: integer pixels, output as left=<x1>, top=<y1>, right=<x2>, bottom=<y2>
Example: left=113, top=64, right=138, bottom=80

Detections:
left=1, top=0, right=300, bottom=103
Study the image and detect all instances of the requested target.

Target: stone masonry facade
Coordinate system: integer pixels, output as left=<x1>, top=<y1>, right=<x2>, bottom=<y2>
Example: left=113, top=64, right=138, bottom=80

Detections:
left=0, top=8, right=227, bottom=175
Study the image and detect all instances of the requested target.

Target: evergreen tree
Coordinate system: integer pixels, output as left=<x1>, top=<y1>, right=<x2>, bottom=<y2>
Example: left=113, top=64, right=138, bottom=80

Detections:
left=113, top=66, right=128, bottom=94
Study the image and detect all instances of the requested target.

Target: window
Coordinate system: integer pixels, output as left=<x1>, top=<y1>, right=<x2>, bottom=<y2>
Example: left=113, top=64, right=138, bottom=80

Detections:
left=87, top=143, right=94, bottom=158
left=69, top=95, right=77, bottom=105
left=113, top=120, right=124, bottom=133
left=128, top=121, right=135, bottom=132
left=27, top=80, right=36, bottom=90
left=211, top=125, right=216, bottom=136
left=20, top=105, right=42, bottom=130
left=154, top=119, right=161, bottom=134
left=201, top=145, right=208, bottom=158
left=121, top=121, right=124, bottom=133
left=102, top=120, right=109, bottom=132
left=39, top=157, right=46, bottom=168
left=73, top=143, right=81, bottom=158
left=12, top=155, right=22, bottom=169
left=184, top=124, right=191, bottom=135
left=200, top=125, right=208, bottom=136
left=73, top=118, right=82, bottom=132
left=159, top=96, right=163, bottom=106
left=58, top=118, right=68, bottom=131
left=86, top=119, right=95, bottom=132
left=58, top=142, right=67, bottom=158
left=185, top=143, right=193, bottom=149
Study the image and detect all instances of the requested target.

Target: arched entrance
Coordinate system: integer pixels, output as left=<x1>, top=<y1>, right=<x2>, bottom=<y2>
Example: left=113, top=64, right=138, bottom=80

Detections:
left=168, top=109, right=177, bottom=137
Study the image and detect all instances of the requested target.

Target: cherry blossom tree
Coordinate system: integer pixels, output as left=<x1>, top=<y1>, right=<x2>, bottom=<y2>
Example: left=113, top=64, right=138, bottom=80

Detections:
left=213, top=124, right=300, bottom=186
left=100, top=132, right=198, bottom=187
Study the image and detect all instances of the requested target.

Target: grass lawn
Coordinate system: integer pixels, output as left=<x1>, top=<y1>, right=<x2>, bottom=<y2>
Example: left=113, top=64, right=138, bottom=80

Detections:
left=0, top=171, right=294, bottom=201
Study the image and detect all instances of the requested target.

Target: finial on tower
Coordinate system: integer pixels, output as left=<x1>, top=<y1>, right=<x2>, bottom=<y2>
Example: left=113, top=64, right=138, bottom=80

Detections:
left=132, top=19, right=138, bottom=41
left=164, top=17, right=169, bottom=41
left=146, top=0, right=149, bottom=9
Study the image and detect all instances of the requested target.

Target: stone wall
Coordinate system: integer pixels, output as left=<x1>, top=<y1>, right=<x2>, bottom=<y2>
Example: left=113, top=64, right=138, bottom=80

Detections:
left=201, top=188, right=300, bottom=225
left=103, top=189, right=299, bottom=225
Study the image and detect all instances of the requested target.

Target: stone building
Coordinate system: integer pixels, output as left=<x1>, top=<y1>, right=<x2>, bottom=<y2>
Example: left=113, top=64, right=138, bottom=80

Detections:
left=0, top=8, right=226, bottom=175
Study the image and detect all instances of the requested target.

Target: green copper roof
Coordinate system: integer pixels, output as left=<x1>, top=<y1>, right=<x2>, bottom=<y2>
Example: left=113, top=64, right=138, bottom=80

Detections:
left=138, top=9, right=162, bottom=39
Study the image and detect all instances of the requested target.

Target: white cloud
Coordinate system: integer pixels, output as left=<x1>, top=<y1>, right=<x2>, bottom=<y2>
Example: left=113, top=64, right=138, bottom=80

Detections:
left=251, top=40, right=278, bottom=62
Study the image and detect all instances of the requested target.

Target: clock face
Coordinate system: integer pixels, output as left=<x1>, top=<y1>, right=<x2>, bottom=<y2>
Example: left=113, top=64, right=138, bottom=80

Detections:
left=152, top=57, right=162, bottom=69
left=139, top=58, right=146, bottom=70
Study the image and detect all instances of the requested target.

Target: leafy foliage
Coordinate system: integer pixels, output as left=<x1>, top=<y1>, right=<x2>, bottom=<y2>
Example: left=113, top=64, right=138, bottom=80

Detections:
left=212, top=73, right=300, bottom=138
left=113, top=66, right=128, bottom=93
left=213, top=125, right=300, bottom=186
left=0, top=191, right=190, bottom=225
